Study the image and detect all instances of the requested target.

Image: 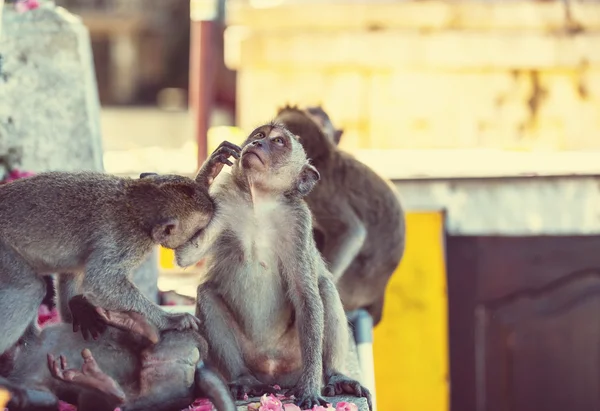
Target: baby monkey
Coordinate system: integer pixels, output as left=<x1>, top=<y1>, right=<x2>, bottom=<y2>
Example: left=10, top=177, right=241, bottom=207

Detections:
left=0, top=166, right=225, bottom=357
left=175, top=125, right=372, bottom=410
left=1, top=294, right=236, bottom=411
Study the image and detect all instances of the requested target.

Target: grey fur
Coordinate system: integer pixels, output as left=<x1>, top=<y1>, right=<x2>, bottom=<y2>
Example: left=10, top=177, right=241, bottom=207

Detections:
left=0, top=171, right=213, bottom=355
left=0, top=296, right=235, bottom=411
left=275, top=106, right=406, bottom=325
left=175, top=125, right=372, bottom=410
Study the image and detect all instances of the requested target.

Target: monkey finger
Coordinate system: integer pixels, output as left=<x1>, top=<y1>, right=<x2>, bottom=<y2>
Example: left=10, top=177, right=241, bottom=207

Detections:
left=218, top=141, right=243, bottom=153
left=60, top=355, right=68, bottom=371
left=72, top=321, right=80, bottom=333
left=46, top=354, right=55, bottom=373
left=216, top=154, right=233, bottom=167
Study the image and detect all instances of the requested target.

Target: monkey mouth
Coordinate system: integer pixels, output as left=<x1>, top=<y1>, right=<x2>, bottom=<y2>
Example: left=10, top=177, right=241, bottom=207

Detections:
left=242, top=149, right=264, bottom=165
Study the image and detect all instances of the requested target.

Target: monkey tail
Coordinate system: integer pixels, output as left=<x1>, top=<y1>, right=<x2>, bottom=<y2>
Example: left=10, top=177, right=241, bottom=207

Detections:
left=194, top=361, right=236, bottom=411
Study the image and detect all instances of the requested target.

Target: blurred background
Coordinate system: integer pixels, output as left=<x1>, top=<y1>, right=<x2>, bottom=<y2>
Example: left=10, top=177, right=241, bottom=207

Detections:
left=2, top=0, right=600, bottom=411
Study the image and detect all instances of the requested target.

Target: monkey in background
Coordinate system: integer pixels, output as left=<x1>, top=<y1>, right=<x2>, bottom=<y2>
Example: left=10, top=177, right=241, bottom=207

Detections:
left=174, top=128, right=372, bottom=410
left=305, top=106, right=344, bottom=146
left=0, top=167, right=227, bottom=358
left=274, top=105, right=406, bottom=326
left=1, top=294, right=236, bottom=411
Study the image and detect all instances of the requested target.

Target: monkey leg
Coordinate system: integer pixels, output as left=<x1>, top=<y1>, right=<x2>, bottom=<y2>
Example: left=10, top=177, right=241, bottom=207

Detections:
left=47, top=349, right=126, bottom=406
left=319, top=275, right=373, bottom=410
left=196, top=286, right=277, bottom=400
left=0, top=241, right=47, bottom=355
left=56, top=273, right=82, bottom=323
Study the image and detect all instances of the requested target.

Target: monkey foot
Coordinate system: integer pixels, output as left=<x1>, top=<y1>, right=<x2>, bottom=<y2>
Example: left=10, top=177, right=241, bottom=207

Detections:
left=323, top=373, right=372, bottom=411
left=70, top=294, right=160, bottom=344
left=164, top=312, right=202, bottom=333
left=284, top=386, right=329, bottom=410
left=47, top=349, right=126, bottom=404
left=96, top=308, right=160, bottom=345
left=229, top=375, right=278, bottom=400
left=69, top=294, right=108, bottom=341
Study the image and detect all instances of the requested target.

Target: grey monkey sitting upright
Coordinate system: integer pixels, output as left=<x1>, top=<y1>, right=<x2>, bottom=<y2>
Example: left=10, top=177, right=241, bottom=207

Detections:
left=174, top=127, right=372, bottom=410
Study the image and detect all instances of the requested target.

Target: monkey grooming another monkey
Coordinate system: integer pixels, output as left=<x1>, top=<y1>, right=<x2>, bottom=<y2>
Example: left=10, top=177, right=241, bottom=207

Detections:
left=174, top=126, right=372, bottom=410
left=1, top=294, right=236, bottom=411
left=0, top=167, right=227, bottom=357
left=274, top=105, right=406, bottom=326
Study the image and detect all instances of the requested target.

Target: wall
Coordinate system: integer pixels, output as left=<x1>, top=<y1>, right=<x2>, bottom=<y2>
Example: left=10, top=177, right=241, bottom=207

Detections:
left=225, top=0, right=600, bottom=152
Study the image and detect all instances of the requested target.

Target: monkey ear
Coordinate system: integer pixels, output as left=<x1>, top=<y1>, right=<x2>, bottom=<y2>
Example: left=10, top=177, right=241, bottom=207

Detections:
left=151, top=218, right=180, bottom=245
left=140, top=172, right=158, bottom=179
left=296, top=164, right=320, bottom=197
left=334, top=129, right=343, bottom=145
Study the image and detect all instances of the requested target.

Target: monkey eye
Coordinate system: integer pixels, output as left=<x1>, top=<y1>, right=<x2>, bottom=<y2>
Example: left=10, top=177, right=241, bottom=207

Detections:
left=254, top=132, right=265, bottom=139
left=272, top=137, right=285, bottom=146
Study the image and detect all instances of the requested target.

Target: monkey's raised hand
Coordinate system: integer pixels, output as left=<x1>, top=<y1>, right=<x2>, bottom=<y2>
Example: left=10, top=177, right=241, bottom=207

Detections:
left=196, top=141, right=242, bottom=186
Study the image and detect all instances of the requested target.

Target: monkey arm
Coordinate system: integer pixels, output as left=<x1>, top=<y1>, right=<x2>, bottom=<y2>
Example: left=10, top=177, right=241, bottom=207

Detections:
left=318, top=205, right=367, bottom=282
left=82, top=259, right=199, bottom=334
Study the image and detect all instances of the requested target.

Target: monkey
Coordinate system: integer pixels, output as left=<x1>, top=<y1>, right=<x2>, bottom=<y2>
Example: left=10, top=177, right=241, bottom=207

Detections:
left=304, top=106, right=343, bottom=146
left=0, top=165, right=227, bottom=357
left=274, top=105, right=406, bottom=326
left=173, top=125, right=373, bottom=410
left=1, top=293, right=236, bottom=411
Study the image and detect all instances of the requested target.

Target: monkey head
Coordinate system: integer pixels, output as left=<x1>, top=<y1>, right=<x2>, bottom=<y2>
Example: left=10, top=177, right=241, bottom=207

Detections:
left=128, top=173, right=215, bottom=249
left=274, top=106, right=337, bottom=162
left=305, top=106, right=343, bottom=146
left=234, top=123, right=320, bottom=198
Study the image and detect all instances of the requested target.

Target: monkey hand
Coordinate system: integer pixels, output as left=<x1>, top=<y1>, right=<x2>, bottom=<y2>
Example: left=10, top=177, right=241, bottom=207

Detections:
left=69, top=294, right=108, bottom=341
left=163, top=312, right=202, bottom=332
left=285, top=384, right=329, bottom=410
left=198, top=141, right=242, bottom=186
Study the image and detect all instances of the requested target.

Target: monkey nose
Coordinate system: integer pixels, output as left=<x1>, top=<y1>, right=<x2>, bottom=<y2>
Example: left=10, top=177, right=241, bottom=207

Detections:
left=251, top=140, right=263, bottom=147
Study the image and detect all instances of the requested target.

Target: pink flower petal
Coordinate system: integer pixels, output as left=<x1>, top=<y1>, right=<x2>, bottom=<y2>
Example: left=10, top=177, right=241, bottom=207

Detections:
left=58, top=401, right=77, bottom=411
left=273, top=385, right=281, bottom=390
left=335, top=402, right=358, bottom=411
left=187, top=398, right=214, bottom=410
left=248, top=403, right=261, bottom=411
left=259, top=393, right=283, bottom=410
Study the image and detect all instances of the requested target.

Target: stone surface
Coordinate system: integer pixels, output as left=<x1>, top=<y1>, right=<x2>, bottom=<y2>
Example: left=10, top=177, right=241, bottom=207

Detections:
left=0, top=1, right=158, bottom=301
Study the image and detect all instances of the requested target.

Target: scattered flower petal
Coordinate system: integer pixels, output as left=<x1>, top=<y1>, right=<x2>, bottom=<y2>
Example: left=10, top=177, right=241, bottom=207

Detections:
left=58, top=401, right=77, bottom=411
left=187, top=398, right=214, bottom=410
left=311, top=405, right=335, bottom=411
left=273, top=385, right=281, bottom=390
left=14, top=0, right=39, bottom=13
left=282, top=404, right=301, bottom=411
left=248, top=403, right=261, bottom=411
left=37, top=304, right=61, bottom=327
left=335, top=402, right=358, bottom=411
left=244, top=393, right=249, bottom=401
left=259, top=393, right=283, bottom=411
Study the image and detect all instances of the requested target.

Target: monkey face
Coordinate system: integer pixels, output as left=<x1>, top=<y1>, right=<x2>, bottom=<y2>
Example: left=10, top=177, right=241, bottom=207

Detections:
left=237, top=124, right=308, bottom=194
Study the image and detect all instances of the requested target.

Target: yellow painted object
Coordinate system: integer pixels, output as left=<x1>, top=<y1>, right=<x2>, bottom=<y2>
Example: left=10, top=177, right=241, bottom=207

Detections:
left=373, top=211, right=448, bottom=411
left=0, top=387, right=10, bottom=408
